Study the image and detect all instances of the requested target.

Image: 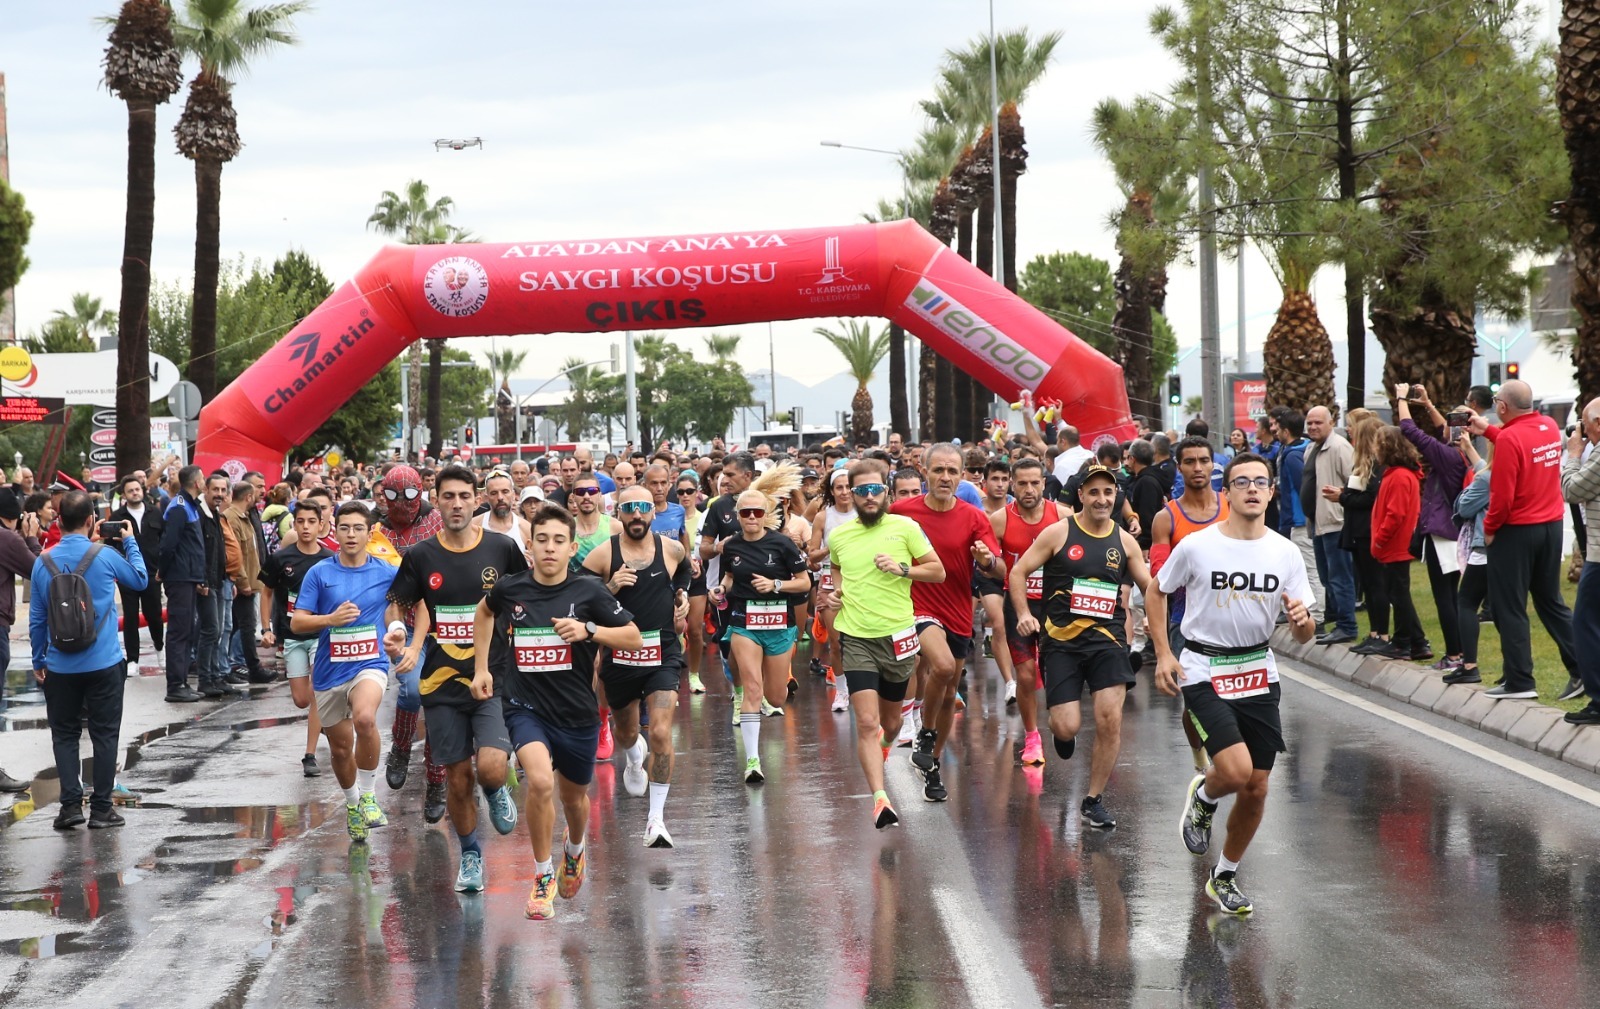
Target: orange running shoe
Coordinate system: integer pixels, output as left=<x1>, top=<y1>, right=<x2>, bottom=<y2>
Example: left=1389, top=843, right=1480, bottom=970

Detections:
left=557, top=831, right=587, bottom=899
left=873, top=795, right=899, bottom=829
left=525, top=871, right=556, bottom=920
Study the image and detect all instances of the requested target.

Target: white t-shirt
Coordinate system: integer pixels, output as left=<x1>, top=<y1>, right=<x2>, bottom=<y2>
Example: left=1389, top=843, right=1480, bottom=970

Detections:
left=1053, top=445, right=1094, bottom=483
left=1157, top=524, right=1313, bottom=688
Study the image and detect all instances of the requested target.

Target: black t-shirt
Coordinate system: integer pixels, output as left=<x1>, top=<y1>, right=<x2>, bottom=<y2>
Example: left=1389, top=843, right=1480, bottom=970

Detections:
left=388, top=531, right=527, bottom=708
left=722, top=530, right=808, bottom=630
left=701, top=495, right=740, bottom=547
left=485, top=571, right=633, bottom=727
left=258, top=543, right=334, bottom=640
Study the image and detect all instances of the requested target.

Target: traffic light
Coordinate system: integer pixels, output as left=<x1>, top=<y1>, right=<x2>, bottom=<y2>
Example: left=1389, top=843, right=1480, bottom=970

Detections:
left=1489, top=363, right=1502, bottom=391
left=1506, top=361, right=1520, bottom=381
left=1168, top=375, right=1182, bottom=406
left=463, top=426, right=475, bottom=445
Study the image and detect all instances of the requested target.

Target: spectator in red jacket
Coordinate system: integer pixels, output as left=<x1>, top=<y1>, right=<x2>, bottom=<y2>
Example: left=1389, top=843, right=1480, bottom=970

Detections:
left=1370, top=427, right=1427, bottom=661
left=1472, top=380, right=1577, bottom=700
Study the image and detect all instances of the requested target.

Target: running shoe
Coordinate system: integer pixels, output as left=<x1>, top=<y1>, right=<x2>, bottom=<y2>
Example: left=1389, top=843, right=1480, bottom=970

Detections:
left=910, top=728, right=937, bottom=775
left=731, top=687, right=743, bottom=727
left=423, top=779, right=447, bottom=823
left=525, top=871, right=557, bottom=920
left=302, top=753, right=322, bottom=778
left=880, top=744, right=890, bottom=763
left=953, top=692, right=965, bottom=713
left=809, top=656, right=826, bottom=677
left=831, top=685, right=851, bottom=712
left=345, top=803, right=368, bottom=842
left=1181, top=774, right=1217, bottom=856
left=743, top=756, right=764, bottom=784
left=557, top=833, right=586, bottom=899
left=111, top=782, right=140, bottom=805
left=1350, top=634, right=1387, bottom=655
left=507, top=760, right=520, bottom=792
left=1005, top=680, right=1018, bottom=706
left=455, top=851, right=486, bottom=893
left=486, top=784, right=519, bottom=835
left=922, top=762, right=948, bottom=803
left=873, top=795, right=899, bottom=829
left=358, top=792, right=387, bottom=829
left=761, top=698, right=784, bottom=717
left=1019, top=730, right=1045, bottom=767
left=1430, top=656, right=1463, bottom=673
left=688, top=673, right=706, bottom=694
left=1558, top=676, right=1586, bottom=702
left=1054, top=735, right=1076, bottom=761
left=787, top=675, right=799, bottom=698
left=1081, top=794, right=1116, bottom=829
left=983, top=635, right=994, bottom=658
left=595, top=720, right=615, bottom=761
left=1206, top=869, right=1253, bottom=915
left=1409, top=642, right=1435, bottom=663
left=1484, top=684, right=1538, bottom=700
left=623, top=738, right=648, bottom=797
left=385, top=746, right=409, bottom=790
left=895, top=716, right=915, bottom=747
left=644, top=817, right=675, bottom=849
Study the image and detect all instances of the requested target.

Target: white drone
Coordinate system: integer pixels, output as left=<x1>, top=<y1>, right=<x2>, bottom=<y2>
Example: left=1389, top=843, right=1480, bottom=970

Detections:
left=434, top=137, right=483, bottom=152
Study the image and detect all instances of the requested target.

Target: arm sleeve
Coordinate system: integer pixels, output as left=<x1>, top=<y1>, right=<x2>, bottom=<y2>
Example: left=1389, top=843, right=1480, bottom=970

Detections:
left=114, top=536, right=149, bottom=592
left=158, top=505, right=182, bottom=571
left=0, top=530, right=36, bottom=581
left=974, top=508, right=1002, bottom=558
left=1280, top=541, right=1316, bottom=610
left=258, top=552, right=282, bottom=592
left=1456, top=471, right=1491, bottom=519
left=28, top=558, right=47, bottom=671
left=1561, top=452, right=1600, bottom=504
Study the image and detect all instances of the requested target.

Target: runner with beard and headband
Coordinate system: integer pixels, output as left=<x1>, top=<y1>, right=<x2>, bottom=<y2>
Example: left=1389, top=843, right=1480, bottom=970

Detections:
left=892, top=443, right=1003, bottom=803
left=975, top=460, right=1018, bottom=703
left=386, top=465, right=527, bottom=894
left=582, top=486, right=692, bottom=848
left=473, top=469, right=534, bottom=558
left=1149, top=436, right=1231, bottom=774
left=823, top=460, right=943, bottom=826
left=991, top=457, right=1067, bottom=768
left=474, top=504, right=641, bottom=921
left=1010, top=465, right=1152, bottom=829
left=1147, top=453, right=1317, bottom=915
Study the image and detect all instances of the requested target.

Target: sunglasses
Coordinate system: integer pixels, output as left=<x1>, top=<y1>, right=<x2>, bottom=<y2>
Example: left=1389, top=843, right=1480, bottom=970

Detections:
left=571, top=487, right=601, bottom=497
left=677, top=487, right=697, bottom=496
left=618, top=501, right=654, bottom=516
left=738, top=507, right=767, bottom=519
left=383, top=487, right=420, bottom=501
left=851, top=483, right=887, bottom=497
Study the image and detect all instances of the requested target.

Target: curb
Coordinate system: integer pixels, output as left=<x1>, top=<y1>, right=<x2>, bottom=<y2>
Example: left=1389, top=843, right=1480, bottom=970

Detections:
left=1272, top=627, right=1600, bottom=776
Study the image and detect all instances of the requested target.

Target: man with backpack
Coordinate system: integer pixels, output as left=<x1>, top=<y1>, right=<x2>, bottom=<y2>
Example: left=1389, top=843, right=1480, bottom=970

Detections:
left=29, top=491, right=148, bottom=829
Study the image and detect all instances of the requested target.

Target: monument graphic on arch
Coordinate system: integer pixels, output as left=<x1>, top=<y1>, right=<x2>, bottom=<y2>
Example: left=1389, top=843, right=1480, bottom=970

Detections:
left=195, top=220, right=1135, bottom=480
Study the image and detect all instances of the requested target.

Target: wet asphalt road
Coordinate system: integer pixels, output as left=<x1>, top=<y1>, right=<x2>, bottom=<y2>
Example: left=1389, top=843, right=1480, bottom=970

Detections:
left=0, top=647, right=1597, bottom=1009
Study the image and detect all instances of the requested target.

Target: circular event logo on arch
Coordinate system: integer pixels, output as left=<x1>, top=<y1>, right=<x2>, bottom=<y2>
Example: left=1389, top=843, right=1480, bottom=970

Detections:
left=424, top=257, right=490, bottom=317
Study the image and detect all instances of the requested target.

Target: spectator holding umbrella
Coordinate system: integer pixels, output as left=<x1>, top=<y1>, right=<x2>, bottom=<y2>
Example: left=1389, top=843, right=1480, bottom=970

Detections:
left=1370, top=427, right=1428, bottom=660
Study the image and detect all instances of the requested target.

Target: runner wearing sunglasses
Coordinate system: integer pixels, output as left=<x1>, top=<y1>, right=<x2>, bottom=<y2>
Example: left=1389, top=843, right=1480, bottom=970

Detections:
left=582, top=486, right=692, bottom=847
left=1146, top=454, right=1317, bottom=914
left=823, top=461, right=943, bottom=826
left=567, top=475, right=621, bottom=575
left=711, top=487, right=810, bottom=784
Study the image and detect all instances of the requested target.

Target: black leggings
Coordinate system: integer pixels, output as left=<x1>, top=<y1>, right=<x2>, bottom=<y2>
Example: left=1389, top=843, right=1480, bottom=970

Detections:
left=1384, top=561, right=1424, bottom=651
left=1352, top=538, right=1390, bottom=636
left=1456, top=563, right=1488, bottom=667
left=1423, top=536, right=1462, bottom=656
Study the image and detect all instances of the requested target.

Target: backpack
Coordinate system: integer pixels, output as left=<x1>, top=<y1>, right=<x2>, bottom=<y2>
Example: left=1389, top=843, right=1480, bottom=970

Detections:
left=40, top=545, right=104, bottom=653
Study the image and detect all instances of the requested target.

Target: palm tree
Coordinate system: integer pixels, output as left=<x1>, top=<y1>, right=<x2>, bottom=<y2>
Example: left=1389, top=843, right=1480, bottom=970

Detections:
left=1091, top=96, right=1193, bottom=424
left=904, top=122, right=968, bottom=441
left=1561, top=1, right=1600, bottom=402
left=815, top=320, right=890, bottom=446
left=482, top=347, right=528, bottom=444
left=171, top=0, right=309, bottom=402
left=703, top=333, right=741, bottom=361
left=51, top=293, right=118, bottom=350
left=560, top=356, right=601, bottom=441
left=368, top=180, right=461, bottom=453
left=102, top=0, right=183, bottom=475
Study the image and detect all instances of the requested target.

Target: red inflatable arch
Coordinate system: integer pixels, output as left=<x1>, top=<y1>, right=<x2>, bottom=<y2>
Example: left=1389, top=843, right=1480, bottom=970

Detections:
left=196, top=219, right=1134, bottom=480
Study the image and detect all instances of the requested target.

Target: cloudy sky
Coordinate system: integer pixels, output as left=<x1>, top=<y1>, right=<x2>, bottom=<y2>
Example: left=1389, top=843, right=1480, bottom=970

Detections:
left=2, top=0, right=1565, bottom=401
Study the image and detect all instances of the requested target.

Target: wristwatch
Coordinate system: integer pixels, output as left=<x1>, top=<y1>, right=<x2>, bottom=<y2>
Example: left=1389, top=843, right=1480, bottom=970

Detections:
left=899, top=562, right=911, bottom=578
left=584, top=620, right=597, bottom=638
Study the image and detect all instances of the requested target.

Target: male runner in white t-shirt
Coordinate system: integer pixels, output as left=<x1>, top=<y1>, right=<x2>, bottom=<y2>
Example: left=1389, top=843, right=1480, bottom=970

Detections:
left=1146, top=453, right=1316, bottom=915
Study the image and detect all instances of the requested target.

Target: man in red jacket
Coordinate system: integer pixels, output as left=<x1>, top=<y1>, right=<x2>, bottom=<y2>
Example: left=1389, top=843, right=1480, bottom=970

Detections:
left=1472, top=380, right=1577, bottom=699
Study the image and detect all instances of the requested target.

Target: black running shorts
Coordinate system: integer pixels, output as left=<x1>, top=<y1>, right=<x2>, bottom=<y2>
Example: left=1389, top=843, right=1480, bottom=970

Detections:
left=1181, top=680, right=1284, bottom=771
left=423, top=696, right=512, bottom=766
left=1040, top=643, right=1135, bottom=707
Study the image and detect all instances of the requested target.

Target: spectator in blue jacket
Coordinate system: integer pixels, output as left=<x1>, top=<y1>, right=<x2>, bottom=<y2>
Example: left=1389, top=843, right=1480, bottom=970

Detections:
left=30, top=491, right=147, bottom=829
left=1451, top=435, right=1492, bottom=686
left=158, top=465, right=207, bottom=703
left=1275, top=409, right=1324, bottom=625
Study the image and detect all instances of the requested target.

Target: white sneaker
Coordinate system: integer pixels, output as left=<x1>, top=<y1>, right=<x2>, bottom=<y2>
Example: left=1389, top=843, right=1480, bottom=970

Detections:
left=760, top=698, right=784, bottom=717
left=622, top=738, right=647, bottom=797
left=1004, top=680, right=1018, bottom=705
left=643, top=817, right=674, bottom=849
left=831, top=687, right=850, bottom=712
left=895, top=717, right=915, bottom=747
left=911, top=704, right=923, bottom=736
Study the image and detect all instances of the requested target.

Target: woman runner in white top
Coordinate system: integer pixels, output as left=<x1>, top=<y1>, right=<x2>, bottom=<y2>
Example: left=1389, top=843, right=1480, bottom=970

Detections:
left=808, top=467, right=855, bottom=708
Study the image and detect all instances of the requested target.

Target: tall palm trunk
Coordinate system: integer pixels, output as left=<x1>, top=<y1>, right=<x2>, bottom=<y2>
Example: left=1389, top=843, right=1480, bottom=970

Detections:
left=1370, top=293, right=1476, bottom=408
left=1264, top=290, right=1340, bottom=413
left=189, top=156, right=222, bottom=400
left=114, top=96, right=159, bottom=475
left=888, top=323, right=909, bottom=439
left=1560, top=0, right=1600, bottom=403
left=946, top=190, right=976, bottom=443
left=971, top=193, right=997, bottom=438
left=922, top=181, right=959, bottom=442
left=425, top=339, right=444, bottom=457
left=407, top=342, right=423, bottom=455
left=999, top=101, right=1025, bottom=293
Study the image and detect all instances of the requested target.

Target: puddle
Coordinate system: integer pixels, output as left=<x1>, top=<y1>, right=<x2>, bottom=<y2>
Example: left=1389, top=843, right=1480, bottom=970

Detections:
left=226, top=715, right=308, bottom=733
left=0, top=931, right=92, bottom=958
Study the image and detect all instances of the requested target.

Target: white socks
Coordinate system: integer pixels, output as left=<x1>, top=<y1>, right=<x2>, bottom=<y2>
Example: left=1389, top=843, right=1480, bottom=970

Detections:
left=627, top=736, right=646, bottom=769
left=1196, top=783, right=1217, bottom=805
left=1217, top=855, right=1240, bottom=875
left=565, top=835, right=585, bottom=859
left=648, top=781, right=669, bottom=821
left=740, top=712, right=761, bottom=755
left=536, top=858, right=553, bottom=877
left=356, top=767, right=377, bottom=797
left=343, top=783, right=361, bottom=805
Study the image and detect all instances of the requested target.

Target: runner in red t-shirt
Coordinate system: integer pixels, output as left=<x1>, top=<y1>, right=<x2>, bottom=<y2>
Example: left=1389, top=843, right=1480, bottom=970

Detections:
left=891, top=444, right=1003, bottom=801
left=990, top=458, right=1066, bottom=766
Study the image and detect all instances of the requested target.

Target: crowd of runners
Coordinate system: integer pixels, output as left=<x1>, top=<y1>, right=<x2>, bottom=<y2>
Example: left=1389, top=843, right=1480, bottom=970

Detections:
left=204, top=397, right=1318, bottom=921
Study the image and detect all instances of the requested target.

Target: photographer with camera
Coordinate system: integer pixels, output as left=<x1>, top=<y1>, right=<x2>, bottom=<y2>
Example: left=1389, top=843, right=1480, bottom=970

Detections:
left=28, top=491, right=148, bottom=828
left=1394, top=383, right=1469, bottom=670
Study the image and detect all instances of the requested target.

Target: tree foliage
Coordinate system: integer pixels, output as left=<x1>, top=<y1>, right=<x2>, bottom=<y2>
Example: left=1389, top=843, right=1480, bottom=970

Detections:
left=585, top=336, right=752, bottom=448
left=0, top=178, right=31, bottom=294
left=1018, top=251, right=1178, bottom=382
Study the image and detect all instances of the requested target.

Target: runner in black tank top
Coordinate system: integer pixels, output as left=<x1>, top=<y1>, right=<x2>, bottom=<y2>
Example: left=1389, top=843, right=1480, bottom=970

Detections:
left=582, top=487, right=691, bottom=849
left=1011, top=466, right=1152, bottom=830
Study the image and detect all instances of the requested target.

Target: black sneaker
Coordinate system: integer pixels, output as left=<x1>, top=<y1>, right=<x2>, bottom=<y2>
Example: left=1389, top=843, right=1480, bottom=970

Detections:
left=922, top=762, right=948, bottom=803
left=165, top=686, right=203, bottom=703
left=225, top=669, right=249, bottom=685
left=1442, top=667, right=1482, bottom=685
left=909, top=728, right=937, bottom=775
left=808, top=656, right=826, bottom=677
left=1350, top=635, right=1388, bottom=655
left=1557, top=677, right=1586, bottom=702
left=385, top=747, right=410, bottom=790
left=1180, top=774, right=1217, bottom=856
left=1054, top=735, right=1076, bottom=761
left=1410, top=643, right=1435, bottom=663
left=1081, top=794, right=1116, bottom=829
left=1564, top=705, right=1600, bottom=725
left=423, top=780, right=447, bottom=823
left=200, top=679, right=226, bottom=698
left=248, top=670, right=280, bottom=685
left=53, top=807, right=86, bottom=830
left=88, top=809, right=125, bottom=830
left=1372, top=641, right=1410, bottom=660
left=1206, top=869, right=1253, bottom=914
left=302, top=754, right=322, bottom=778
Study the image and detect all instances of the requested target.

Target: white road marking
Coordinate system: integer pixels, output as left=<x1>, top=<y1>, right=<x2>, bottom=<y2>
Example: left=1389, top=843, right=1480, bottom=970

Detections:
left=1280, top=666, right=1600, bottom=809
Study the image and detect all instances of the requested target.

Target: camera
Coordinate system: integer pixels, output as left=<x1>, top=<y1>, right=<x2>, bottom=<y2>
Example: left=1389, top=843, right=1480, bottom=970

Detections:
left=98, top=520, right=126, bottom=540
left=1407, top=385, right=1426, bottom=401
left=1446, top=411, right=1471, bottom=427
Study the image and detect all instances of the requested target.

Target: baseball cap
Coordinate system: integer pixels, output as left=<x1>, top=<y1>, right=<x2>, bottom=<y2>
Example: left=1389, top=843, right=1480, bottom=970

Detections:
left=519, top=485, right=545, bottom=504
left=801, top=468, right=820, bottom=480
left=1081, top=464, right=1119, bottom=487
